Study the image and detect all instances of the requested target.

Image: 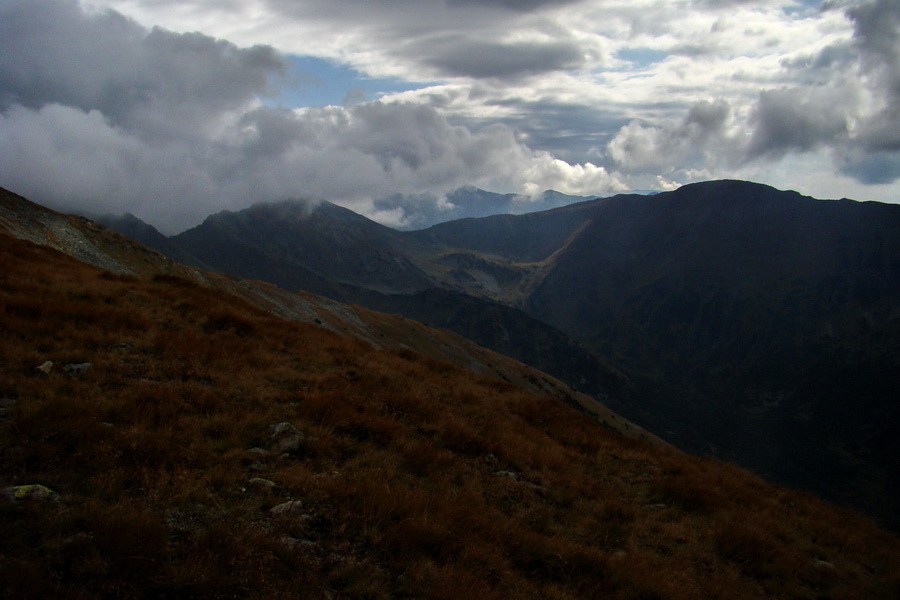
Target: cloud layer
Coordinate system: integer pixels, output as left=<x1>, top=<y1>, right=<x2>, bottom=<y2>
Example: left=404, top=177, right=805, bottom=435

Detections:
left=0, top=0, right=624, bottom=232
left=1, top=0, right=897, bottom=232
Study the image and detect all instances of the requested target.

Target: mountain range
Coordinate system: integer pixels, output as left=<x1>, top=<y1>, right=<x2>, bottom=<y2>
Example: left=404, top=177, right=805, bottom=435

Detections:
left=97, top=179, right=900, bottom=530
left=2, top=183, right=899, bottom=599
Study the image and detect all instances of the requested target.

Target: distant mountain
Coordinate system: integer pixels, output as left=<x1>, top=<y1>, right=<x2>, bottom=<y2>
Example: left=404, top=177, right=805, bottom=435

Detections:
left=172, top=199, right=435, bottom=296
left=126, top=179, right=900, bottom=530
left=94, top=212, right=202, bottom=266
left=372, top=186, right=595, bottom=230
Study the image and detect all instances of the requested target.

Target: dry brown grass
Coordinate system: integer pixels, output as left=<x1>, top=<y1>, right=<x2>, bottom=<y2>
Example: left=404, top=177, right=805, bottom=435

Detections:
left=1, top=231, right=898, bottom=599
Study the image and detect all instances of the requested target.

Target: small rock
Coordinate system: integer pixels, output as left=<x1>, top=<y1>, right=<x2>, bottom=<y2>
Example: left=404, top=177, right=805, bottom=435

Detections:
left=3, top=484, right=60, bottom=502
left=248, top=478, right=277, bottom=492
left=494, top=470, right=521, bottom=481
left=63, top=363, right=93, bottom=376
left=270, top=500, right=304, bottom=516
left=269, top=422, right=305, bottom=454
left=275, top=435, right=303, bottom=454
left=35, top=361, right=54, bottom=375
left=269, top=422, right=302, bottom=438
left=244, top=447, right=270, bottom=459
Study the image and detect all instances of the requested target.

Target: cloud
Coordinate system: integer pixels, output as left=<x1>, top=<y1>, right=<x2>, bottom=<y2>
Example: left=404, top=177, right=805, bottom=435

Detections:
left=828, top=0, right=900, bottom=183
left=0, top=0, right=627, bottom=233
left=848, top=0, right=900, bottom=90
left=607, top=99, right=734, bottom=173
left=10, top=0, right=900, bottom=222
left=0, top=0, right=285, bottom=134
left=420, top=37, right=587, bottom=79
left=445, top=0, right=581, bottom=11
left=746, top=87, right=854, bottom=158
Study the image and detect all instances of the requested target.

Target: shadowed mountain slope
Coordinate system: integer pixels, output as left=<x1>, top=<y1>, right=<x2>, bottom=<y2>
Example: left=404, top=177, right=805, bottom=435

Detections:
left=0, top=186, right=658, bottom=444
left=2, top=191, right=899, bottom=599
left=172, top=200, right=434, bottom=295
left=522, top=181, right=900, bottom=526
left=119, top=180, right=900, bottom=530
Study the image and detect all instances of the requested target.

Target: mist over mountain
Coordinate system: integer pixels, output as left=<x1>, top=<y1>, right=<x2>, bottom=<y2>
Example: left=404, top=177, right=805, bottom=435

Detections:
left=100, top=179, right=900, bottom=530
left=371, top=187, right=597, bottom=230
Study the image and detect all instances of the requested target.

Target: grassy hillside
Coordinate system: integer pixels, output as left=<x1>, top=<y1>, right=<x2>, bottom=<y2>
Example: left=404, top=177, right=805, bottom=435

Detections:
left=1, top=229, right=898, bottom=599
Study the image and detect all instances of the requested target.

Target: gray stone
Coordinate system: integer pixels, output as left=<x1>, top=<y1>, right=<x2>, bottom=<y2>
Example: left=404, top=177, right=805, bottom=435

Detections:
left=63, top=363, right=93, bottom=376
left=269, top=422, right=302, bottom=438
left=248, top=478, right=277, bottom=492
left=269, top=422, right=305, bottom=454
left=270, top=500, right=304, bottom=516
left=35, top=361, right=53, bottom=375
left=244, top=447, right=270, bottom=458
left=275, top=435, right=303, bottom=454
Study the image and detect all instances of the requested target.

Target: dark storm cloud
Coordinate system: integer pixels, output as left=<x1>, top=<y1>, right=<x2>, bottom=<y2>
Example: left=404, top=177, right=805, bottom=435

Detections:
left=848, top=0, right=900, bottom=92
left=747, top=88, right=850, bottom=158
left=833, top=0, right=900, bottom=182
left=445, top=0, right=580, bottom=11
left=261, top=0, right=592, bottom=80
left=422, top=37, right=587, bottom=79
left=0, top=0, right=285, bottom=135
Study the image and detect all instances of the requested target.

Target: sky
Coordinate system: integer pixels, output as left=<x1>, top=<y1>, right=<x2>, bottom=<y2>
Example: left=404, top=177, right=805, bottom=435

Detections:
left=0, top=0, right=898, bottom=233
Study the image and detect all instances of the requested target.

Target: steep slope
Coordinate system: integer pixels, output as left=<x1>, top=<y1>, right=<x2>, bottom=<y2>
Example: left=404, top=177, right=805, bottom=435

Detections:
left=523, top=180, right=900, bottom=526
left=0, top=186, right=660, bottom=445
left=2, top=222, right=899, bottom=600
left=338, top=286, right=632, bottom=406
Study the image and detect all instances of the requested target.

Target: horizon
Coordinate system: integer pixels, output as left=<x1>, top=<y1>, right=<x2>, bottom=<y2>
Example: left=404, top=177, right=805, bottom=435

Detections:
left=86, top=178, right=882, bottom=237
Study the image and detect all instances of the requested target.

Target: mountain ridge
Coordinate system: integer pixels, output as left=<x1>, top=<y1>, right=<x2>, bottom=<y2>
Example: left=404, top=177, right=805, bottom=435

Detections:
left=2, top=184, right=899, bottom=599
left=96, top=179, right=900, bottom=529
left=0, top=185, right=662, bottom=446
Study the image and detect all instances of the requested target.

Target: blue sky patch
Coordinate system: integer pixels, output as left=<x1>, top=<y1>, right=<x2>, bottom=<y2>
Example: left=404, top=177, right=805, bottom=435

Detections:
left=616, top=48, right=669, bottom=69
left=269, top=56, right=426, bottom=108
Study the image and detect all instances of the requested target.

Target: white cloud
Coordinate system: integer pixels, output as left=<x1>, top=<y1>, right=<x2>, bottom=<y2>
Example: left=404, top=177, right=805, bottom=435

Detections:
left=5, top=0, right=897, bottom=231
